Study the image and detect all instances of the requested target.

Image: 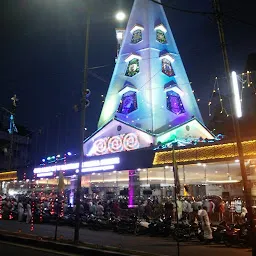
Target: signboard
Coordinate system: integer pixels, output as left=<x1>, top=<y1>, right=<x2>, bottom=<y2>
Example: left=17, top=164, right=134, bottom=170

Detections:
left=0, top=171, right=17, bottom=181
left=33, top=157, right=121, bottom=177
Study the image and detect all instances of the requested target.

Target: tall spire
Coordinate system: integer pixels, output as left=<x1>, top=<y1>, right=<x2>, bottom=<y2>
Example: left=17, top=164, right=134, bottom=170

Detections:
left=98, top=0, right=203, bottom=134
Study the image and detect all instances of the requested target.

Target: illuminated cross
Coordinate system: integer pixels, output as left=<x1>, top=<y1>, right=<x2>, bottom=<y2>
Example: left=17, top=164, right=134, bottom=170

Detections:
left=11, top=94, right=19, bottom=107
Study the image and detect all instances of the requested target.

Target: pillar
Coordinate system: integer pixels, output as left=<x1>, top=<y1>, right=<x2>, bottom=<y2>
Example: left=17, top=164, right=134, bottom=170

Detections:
left=128, top=170, right=140, bottom=208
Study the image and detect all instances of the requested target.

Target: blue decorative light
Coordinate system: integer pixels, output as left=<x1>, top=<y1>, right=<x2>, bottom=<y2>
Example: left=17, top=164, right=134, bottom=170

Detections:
left=118, top=91, right=138, bottom=114
left=166, top=91, right=185, bottom=115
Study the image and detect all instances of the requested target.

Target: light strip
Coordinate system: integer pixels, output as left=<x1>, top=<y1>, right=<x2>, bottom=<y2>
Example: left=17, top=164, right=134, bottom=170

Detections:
left=81, top=165, right=115, bottom=173
left=125, top=54, right=142, bottom=63
left=231, top=71, right=242, bottom=118
left=130, top=25, right=144, bottom=34
left=154, top=24, right=167, bottom=33
left=37, top=172, right=53, bottom=178
left=206, top=180, right=240, bottom=184
left=159, top=54, right=174, bottom=63
left=34, top=157, right=120, bottom=174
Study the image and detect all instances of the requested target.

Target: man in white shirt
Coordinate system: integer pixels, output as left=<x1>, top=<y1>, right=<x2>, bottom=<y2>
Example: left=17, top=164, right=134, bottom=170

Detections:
left=198, top=206, right=213, bottom=243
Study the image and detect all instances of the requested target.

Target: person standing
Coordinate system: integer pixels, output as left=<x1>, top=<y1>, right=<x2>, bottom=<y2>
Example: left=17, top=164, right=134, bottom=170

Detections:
left=96, top=202, right=104, bottom=217
left=26, top=202, right=32, bottom=224
left=90, top=202, right=96, bottom=215
left=199, top=206, right=213, bottom=243
left=219, top=201, right=225, bottom=221
left=18, top=201, right=24, bottom=222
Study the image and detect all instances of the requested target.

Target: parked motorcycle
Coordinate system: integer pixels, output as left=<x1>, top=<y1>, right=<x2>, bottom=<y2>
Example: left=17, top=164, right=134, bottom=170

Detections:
left=148, top=216, right=172, bottom=237
left=171, top=220, right=203, bottom=242
left=223, top=222, right=251, bottom=247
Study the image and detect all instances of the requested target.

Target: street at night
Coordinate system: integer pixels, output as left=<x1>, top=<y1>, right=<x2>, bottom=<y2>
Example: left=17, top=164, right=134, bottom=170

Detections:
left=1, top=0, right=256, bottom=256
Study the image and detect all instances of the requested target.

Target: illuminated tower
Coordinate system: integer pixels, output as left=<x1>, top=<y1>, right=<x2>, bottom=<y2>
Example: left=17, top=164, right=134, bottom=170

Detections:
left=84, top=0, right=214, bottom=156
left=98, top=0, right=203, bottom=133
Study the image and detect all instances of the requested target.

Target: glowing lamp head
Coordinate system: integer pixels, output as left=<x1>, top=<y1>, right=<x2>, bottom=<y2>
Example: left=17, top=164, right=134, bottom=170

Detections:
left=231, top=71, right=242, bottom=118
left=67, top=152, right=72, bottom=156
left=115, top=11, right=126, bottom=21
left=116, top=31, right=123, bottom=40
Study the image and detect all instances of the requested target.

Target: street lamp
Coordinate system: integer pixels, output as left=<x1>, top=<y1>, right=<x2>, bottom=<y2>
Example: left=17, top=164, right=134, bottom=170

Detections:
left=115, top=11, right=126, bottom=21
left=115, top=11, right=126, bottom=61
left=231, top=71, right=242, bottom=118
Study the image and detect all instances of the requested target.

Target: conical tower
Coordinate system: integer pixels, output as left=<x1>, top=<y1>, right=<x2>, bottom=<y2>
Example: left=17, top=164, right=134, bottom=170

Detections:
left=84, top=0, right=214, bottom=156
left=98, top=0, right=203, bottom=133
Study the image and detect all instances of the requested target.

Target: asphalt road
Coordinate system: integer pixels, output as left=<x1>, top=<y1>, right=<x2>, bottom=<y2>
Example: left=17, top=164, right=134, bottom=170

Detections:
left=0, top=220, right=252, bottom=256
left=0, top=241, right=77, bottom=256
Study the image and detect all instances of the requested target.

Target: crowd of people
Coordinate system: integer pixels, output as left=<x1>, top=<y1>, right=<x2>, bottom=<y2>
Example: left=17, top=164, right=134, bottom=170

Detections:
left=1, top=193, right=250, bottom=243
left=0, top=193, right=248, bottom=223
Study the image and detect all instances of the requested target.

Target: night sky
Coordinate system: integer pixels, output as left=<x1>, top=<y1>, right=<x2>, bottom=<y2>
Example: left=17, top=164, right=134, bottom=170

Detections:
left=2, top=0, right=256, bottom=162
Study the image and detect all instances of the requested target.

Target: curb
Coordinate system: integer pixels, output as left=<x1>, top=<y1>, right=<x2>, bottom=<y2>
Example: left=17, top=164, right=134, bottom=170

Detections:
left=0, top=231, right=155, bottom=256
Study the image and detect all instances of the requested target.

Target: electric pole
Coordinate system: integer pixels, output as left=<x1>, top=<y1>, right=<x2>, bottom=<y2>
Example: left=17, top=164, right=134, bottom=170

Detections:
left=74, top=1, right=91, bottom=244
left=213, top=0, right=255, bottom=253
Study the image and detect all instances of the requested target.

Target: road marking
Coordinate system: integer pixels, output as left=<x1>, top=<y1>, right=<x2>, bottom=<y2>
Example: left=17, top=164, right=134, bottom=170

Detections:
left=0, top=241, right=80, bottom=256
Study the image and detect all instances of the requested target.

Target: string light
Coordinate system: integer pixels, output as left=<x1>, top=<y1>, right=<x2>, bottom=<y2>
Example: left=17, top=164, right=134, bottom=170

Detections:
left=0, top=195, right=2, bottom=219
left=30, top=183, right=36, bottom=232
left=31, top=200, right=35, bottom=231
left=192, top=88, right=201, bottom=102
left=9, top=199, right=14, bottom=220
left=39, top=188, right=43, bottom=223
left=208, top=76, right=230, bottom=117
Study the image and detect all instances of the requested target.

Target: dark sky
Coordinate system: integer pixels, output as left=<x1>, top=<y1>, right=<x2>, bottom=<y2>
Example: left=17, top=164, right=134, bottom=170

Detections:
left=2, top=0, right=256, bottom=162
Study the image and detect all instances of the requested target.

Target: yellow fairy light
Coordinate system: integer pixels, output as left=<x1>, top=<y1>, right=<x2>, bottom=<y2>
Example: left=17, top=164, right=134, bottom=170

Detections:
left=208, top=102, right=211, bottom=106
left=192, top=90, right=195, bottom=93
left=197, top=99, right=200, bottom=102
left=153, top=140, right=256, bottom=165
left=213, top=90, right=216, bottom=93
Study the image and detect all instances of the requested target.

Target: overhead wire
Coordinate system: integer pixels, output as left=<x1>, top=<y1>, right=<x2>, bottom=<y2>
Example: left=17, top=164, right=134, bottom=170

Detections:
left=150, top=0, right=256, bottom=28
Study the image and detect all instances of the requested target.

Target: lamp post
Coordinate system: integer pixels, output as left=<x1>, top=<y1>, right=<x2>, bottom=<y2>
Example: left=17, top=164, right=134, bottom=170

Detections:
left=213, top=0, right=254, bottom=251
left=73, top=0, right=91, bottom=243
left=73, top=6, right=126, bottom=243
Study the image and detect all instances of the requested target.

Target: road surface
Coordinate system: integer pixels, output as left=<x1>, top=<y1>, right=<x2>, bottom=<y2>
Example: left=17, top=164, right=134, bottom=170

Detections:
left=0, top=220, right=252, bottom=256
left=0, top=241, right=78, bottom=256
